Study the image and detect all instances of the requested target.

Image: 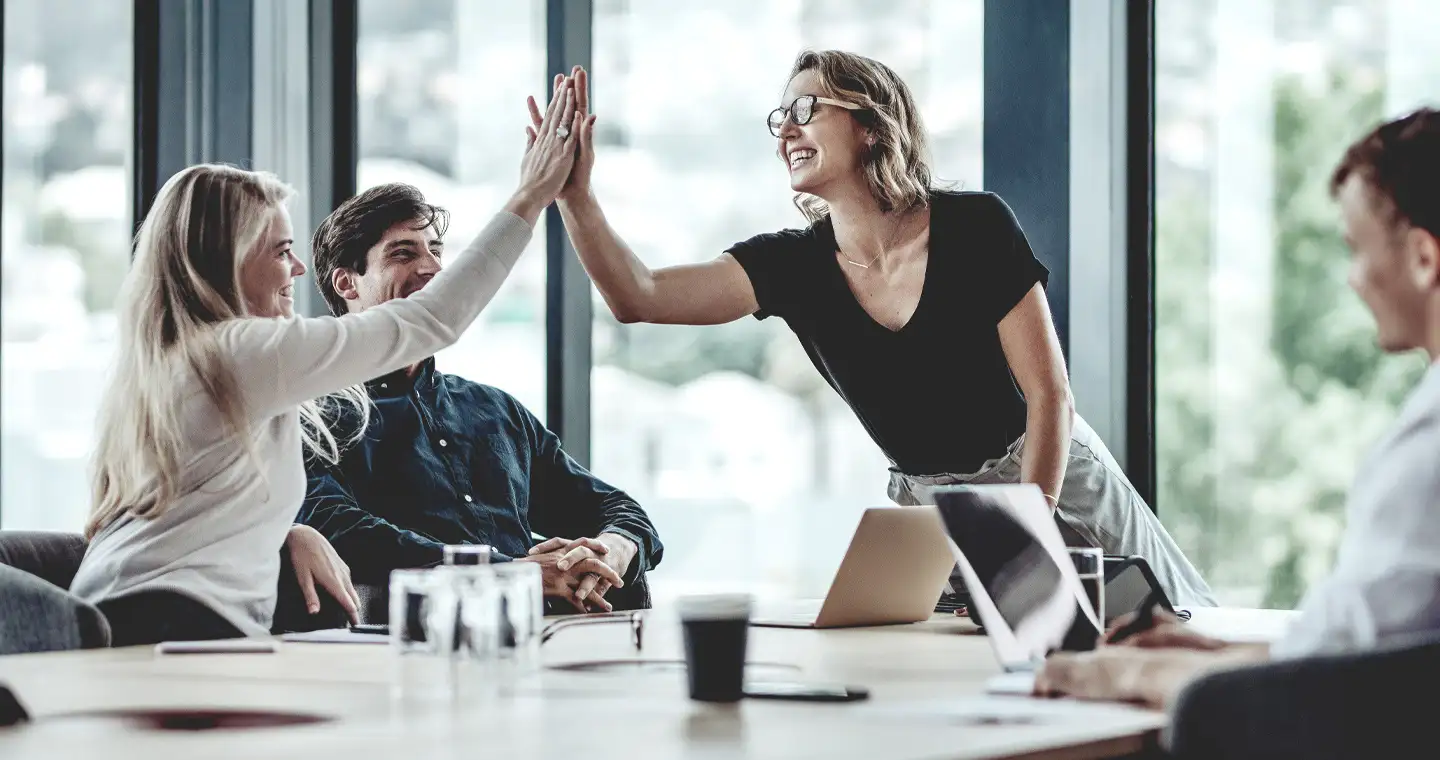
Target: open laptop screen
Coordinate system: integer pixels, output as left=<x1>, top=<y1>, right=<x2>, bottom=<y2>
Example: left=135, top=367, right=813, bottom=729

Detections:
left=933, top=485, right=1100, bottom=668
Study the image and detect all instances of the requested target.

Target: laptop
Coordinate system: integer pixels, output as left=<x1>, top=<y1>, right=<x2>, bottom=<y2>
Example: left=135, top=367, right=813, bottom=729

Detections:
left=750, top=506, right=957, bottom=629
left=930, top=484, right=1103, bottom=695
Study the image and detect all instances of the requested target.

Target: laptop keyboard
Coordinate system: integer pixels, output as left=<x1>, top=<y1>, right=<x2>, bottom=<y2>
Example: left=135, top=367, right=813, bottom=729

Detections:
left=934, top=591, right=970, bottom=615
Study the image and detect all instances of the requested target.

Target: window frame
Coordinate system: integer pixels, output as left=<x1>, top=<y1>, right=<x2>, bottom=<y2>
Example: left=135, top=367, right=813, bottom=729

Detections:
left=115, top=0, right=1158, bottom=498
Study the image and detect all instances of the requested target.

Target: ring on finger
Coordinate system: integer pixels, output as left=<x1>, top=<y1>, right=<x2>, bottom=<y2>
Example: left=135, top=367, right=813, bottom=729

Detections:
left=556, top=124, right=571, bottom=139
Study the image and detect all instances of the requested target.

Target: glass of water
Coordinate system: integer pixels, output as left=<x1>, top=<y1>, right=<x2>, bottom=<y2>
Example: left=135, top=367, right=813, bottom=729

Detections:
left=1067, top=547, right=1105, bottom=626
left=443, top=544, right=492, bottom=566
left=388, top=567, right=489, bottom=702
left=490, top=562, right=543, bottom=668
left=389, top=568, right=449, bottom=655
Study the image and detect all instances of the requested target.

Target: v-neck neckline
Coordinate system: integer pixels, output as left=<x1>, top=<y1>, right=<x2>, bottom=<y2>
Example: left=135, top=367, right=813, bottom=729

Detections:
left=822, top=207, right=936, bottom=335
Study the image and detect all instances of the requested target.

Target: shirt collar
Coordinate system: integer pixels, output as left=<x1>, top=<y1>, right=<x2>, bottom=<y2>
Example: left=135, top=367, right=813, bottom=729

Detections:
left=367, top=356, right=438, bottom=396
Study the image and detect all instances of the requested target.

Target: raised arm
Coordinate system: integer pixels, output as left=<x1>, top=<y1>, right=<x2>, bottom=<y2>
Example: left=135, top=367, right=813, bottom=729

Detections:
left=224, top=78, right=584, bottom=421
left=223, top=209, right=531, bottom=420
left=529, top=67, right=758, bottom=326
left=559, top=192, right=758, bottom=325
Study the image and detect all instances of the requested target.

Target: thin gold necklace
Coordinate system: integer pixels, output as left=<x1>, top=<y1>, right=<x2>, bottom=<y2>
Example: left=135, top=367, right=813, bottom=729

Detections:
left=839, top=212, right=910, bottom=269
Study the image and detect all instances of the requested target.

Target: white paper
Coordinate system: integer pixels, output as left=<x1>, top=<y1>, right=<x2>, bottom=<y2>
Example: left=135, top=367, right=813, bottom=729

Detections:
left=1183, top=608, right=1298, bottom=643
left=280, top=628, right=389, bottom=645
left=872, top=695, right=1155, bottom=725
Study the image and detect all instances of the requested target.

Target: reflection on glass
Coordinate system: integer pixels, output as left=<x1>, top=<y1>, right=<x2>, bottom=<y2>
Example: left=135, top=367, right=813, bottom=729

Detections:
left=1, top=0, right=133, bottom=531
left=356, top=0, right=547, bottom=418
left=589, top=0, right=986, bottom=604
left=1154, top=0, right=1437, bottom=607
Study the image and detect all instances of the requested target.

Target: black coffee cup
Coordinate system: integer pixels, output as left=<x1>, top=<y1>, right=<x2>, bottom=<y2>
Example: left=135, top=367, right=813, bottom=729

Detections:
left=678, top=594, right=752, bottom=702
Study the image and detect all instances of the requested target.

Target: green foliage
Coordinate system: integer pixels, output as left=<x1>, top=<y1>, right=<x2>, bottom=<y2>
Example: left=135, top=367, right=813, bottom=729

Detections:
left=1157, top=66, right=1429, bottom=608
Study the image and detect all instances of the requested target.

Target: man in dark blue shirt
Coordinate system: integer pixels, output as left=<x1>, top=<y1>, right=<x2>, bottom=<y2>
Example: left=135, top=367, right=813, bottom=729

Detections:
left=299, top=183, right=662, bottom=613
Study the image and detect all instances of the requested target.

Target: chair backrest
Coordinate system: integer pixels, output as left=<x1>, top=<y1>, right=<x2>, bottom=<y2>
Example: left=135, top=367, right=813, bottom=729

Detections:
left=0, top=564, right=111, bottom=654
left=1167, top=632, right=1440, bottom=760
left=0, top=531, right=89, bottom=590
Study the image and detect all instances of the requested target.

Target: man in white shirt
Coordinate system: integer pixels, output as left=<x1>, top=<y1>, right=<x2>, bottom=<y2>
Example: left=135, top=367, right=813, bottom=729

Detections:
left=1034, top=106, right=1440, bottom=708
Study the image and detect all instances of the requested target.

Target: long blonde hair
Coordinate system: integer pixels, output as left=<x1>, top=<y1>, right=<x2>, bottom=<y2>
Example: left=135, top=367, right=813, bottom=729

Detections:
left=87, top=164, right=368, bottom=539
left=786, top=50, right=936, bottom=223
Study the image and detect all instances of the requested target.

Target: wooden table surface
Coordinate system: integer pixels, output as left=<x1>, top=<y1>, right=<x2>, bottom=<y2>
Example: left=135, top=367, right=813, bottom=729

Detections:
left=0, top=607, right=1293, bottom=760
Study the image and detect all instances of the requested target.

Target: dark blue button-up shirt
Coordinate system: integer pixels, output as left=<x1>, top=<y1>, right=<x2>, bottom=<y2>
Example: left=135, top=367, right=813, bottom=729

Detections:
left=298, top=358, right=662, bottom=585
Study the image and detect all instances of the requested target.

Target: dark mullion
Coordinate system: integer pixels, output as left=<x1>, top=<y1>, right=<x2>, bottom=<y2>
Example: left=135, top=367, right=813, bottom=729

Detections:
left=544, top=0, right=594, bottom=465
left=982, top=0, right=1072, bottom=353
left=132, top=0, right=163, bottom=228
left=311, top=0, right=357, bottom=218
left=131, top=0, right=254, bottom=225
left=1124, top=0, right=1158, bottom=509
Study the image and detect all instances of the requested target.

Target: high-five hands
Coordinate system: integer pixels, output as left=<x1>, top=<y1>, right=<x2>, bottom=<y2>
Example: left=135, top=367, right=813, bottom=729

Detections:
left=527, top=66, right=596, bottom=202
left=506, top=74, right=583, bottom=223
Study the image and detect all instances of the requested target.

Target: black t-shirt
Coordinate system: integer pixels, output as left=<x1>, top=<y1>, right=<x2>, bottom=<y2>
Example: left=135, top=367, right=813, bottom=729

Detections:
left=726, top=190, right=1049, bottom=475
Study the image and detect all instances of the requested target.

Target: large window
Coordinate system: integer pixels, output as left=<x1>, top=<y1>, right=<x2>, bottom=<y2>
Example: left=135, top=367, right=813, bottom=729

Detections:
left=589, top=0, right=985, bottom=601
left=356, top=0, right=548, bottom=417
left=1, top=0, right=132, bottom=530
left=1154, top=0, right=1438, bottom=606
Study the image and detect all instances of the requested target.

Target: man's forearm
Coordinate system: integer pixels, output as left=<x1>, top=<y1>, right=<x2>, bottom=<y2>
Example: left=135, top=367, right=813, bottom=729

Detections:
left=598, top=530, right=640, bottom=575
left=301, top=505, right=448, bottom=584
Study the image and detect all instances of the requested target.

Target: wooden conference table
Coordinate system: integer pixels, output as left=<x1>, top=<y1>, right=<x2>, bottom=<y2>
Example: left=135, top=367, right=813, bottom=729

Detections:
left=0, top=607, right=1293, bottom=760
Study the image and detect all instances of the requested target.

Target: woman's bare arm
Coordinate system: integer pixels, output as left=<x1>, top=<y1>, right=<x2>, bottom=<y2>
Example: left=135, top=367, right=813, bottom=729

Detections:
left=997, top=284, right=1075, bottom=510
left=557, top=190, right=758, bottom=325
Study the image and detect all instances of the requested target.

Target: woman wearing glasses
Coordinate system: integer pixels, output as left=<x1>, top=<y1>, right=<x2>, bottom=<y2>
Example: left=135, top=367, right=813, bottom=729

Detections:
left=534, top=52, right=1214, bottom=607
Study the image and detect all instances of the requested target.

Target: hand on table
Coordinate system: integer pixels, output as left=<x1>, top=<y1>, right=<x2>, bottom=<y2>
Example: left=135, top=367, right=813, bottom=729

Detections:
left=1034, top=646, right=1212, bottom=710
left=284, top=525, right=360, bottom=624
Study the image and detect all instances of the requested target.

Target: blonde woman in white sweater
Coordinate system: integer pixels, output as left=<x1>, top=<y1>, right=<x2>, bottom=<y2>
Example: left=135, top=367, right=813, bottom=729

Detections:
left=70, top=79, right=584, bottom=646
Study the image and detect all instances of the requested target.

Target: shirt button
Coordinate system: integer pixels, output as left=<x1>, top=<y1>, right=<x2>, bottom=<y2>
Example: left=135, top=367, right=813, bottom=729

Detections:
left=463, top=494, right=473, bottom=503
left=438, top=439, right=448, bottom=447
left=380, top=383, right=388, bottom=389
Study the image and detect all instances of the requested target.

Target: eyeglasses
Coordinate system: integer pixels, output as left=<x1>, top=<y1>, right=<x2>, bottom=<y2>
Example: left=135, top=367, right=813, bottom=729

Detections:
left=767, top=94, right=864, bottom=137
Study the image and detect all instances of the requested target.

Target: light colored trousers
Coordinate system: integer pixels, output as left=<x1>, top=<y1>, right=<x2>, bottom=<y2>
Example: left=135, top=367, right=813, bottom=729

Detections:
left=887, top=414, right=1217, bottom=608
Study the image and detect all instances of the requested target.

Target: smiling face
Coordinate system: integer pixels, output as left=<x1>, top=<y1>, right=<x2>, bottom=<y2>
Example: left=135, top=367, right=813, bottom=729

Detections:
left=775, top=69, right=872, bottom=197
left=331, top=220, right=444, bottom=313
left=238, top=205, right=305, bottom=318
left=1337, top=174, right=1440, bottom=354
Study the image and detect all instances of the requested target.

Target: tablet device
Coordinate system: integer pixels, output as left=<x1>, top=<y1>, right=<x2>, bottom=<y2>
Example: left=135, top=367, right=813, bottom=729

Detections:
left=1102, top=555, right=1174, bottom=626
left=154, top=639, right=281, bottom=655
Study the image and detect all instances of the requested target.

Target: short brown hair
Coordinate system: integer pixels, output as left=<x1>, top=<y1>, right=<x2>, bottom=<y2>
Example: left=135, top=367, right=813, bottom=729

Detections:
left=1330, top=107, right=1440, bottom=238
left=311, top=183, right=449, bottom=316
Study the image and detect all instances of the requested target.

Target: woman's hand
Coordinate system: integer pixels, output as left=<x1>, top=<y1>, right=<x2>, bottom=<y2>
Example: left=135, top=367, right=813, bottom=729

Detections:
left=528, top=66, right=597, bottom=202
left=284, top=524, right=360, bottom=624
left=506, top=75, right=582, bottom=224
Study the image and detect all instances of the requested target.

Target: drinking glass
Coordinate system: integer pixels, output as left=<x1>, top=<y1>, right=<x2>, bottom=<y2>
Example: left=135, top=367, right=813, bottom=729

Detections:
left=443, top=544, right=492, bottom=566
left=490, top=562, right=543, bottom=668
left=1068, top=547, right=1105, bottom=626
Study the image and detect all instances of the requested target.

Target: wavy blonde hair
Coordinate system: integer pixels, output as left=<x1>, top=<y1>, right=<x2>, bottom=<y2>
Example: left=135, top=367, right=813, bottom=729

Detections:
left=87, top=164, right=368, bottom=539
left=786, top=50, right=937, bottom=223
